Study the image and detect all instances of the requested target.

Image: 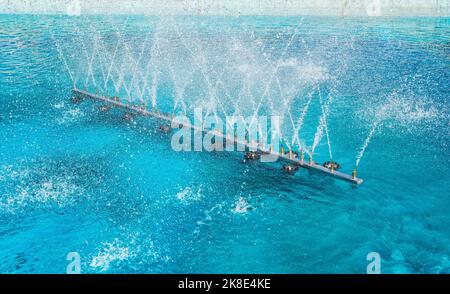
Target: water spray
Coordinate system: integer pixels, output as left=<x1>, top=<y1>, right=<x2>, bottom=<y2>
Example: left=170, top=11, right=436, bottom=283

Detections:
left=64, top=16, right=365, bottom=185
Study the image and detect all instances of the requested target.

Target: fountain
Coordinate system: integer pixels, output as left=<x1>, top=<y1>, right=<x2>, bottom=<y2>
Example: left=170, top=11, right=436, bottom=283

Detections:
left=52, top=15, right=366, bottom=185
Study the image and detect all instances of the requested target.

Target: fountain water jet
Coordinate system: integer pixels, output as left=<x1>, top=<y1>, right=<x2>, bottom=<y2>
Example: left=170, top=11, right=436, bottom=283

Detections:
left=311, top=84, right=334, bottom=160
left=355, top=116, right=383, bottom=168
left=50, top=15, right=365, bottom=185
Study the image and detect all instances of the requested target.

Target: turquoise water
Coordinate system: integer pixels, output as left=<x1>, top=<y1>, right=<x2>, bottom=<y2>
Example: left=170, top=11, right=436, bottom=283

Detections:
left=0, top=15, right=449, bottom=273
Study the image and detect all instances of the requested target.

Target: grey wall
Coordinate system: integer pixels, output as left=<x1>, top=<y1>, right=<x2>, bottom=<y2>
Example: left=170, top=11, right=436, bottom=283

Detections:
left=0, top=0, right=449, bottom=16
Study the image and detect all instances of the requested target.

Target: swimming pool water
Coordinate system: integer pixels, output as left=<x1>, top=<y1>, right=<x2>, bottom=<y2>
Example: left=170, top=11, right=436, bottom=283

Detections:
left=0, top=15, right=449, bottom=273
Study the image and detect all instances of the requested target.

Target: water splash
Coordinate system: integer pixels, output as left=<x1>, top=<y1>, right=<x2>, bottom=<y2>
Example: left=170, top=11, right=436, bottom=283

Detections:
left=90, top=239, right=132, bottom=272
left=0, top=167, right=84, bottom=213
left=355, top=118, right=382, bottom=167
left=56, top=107, right=85, bottom=125
left=176, top=186, right=203, bottom=203
left=48, top=16, right=368, bottom=168
left=355, top=92, right=442, bottom=167
left=291, top=91, right=314, bottom=150
left=232, top=197, right=253, bottom=214
left=48, top=26, right=75, bottom=84
left=311, top=85, right=333, bottom=158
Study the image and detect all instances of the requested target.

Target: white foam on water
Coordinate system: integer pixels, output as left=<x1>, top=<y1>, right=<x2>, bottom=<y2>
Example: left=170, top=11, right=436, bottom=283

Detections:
left=176, top=186, right=203, bottom=203
left=56, top=107, right=85, bottom=125
left=89, top=235, right=172, bottom=272
left=232, top=197, right=253, bottom=214
left=52, top=102, right=65, bottom=109
left=90, top=239, right=132, bottom=272
left=34, top=177, right=83, bottom=204
left=0, top=165, right=84, bottom=213
left=196, top=202, right=225, bottom=227
left=0, top=164, right=30, bottom=182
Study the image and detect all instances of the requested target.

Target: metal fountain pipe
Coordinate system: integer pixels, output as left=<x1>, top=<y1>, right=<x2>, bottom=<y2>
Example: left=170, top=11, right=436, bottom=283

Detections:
left=72, top=88, right=364, bottom=185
